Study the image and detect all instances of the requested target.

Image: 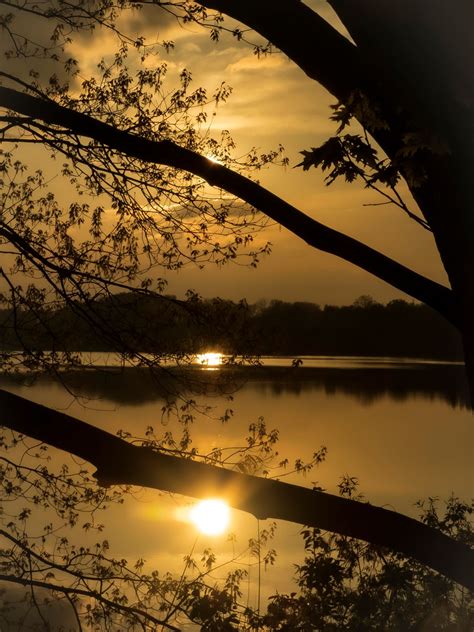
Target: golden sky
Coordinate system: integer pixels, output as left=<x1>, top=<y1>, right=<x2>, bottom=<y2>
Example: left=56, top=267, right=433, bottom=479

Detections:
left=1, top=1, right=450, bottom=305
left=117, top=2, right=449, bottom=304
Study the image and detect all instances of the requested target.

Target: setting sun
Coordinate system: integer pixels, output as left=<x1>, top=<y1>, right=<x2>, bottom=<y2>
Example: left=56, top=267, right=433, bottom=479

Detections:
left=190, top=499, right=230, bottom=535
left=205, top=154, right=223, bottom=165
left=195, top=352, right=223, bottom=367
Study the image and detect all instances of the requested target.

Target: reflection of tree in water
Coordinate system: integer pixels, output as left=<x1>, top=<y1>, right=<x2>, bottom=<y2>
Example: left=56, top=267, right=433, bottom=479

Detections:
left=265, top=489, right=473, bottom=631
left=1, top=365, right=469, bottom=409
left=0, top=365, right=246, bottom=406
left=251, top=366, right=469, bottom=409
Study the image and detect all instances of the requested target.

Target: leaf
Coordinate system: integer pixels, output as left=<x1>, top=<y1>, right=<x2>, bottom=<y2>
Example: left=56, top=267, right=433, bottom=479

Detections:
left=297, top=137, right=344, bottom=172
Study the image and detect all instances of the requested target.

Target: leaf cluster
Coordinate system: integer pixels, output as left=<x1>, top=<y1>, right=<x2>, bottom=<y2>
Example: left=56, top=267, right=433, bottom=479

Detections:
left=264, top=484, right=473, bottom=631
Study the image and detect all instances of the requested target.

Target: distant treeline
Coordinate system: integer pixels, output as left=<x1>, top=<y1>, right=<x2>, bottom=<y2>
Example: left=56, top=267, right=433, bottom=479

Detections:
left=0, top=294, right=463, bottom=360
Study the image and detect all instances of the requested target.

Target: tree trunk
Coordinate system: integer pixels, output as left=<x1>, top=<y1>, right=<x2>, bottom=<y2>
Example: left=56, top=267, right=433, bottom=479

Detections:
left=410, top=156, right=474, bottom=409
left=458, top=290, right=474, bottom=409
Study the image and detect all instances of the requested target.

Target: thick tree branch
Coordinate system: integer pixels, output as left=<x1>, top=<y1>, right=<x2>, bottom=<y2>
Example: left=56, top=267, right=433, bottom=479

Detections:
left=0, top=87, right=457, bottom=326
left=1, top=387, right=472, bottom=590
left=195, top=0, right=362, bottom=103
left=192, top=1, right=472, bottom=227
left=193, top=0, right=406, bottom=160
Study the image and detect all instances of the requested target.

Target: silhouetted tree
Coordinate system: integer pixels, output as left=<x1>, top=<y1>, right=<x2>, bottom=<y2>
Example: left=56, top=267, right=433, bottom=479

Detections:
left=1, top=2, right=470, bottom=376
left=0, top=3, right=472, bottom=628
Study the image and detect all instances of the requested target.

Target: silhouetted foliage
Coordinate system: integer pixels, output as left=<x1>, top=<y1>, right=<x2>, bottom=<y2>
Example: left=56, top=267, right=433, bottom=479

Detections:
left=264, top=487, right=473, bottom=632
left=0, top=3, right=472, bottom=630
left=1, top=425, right=472, bottom=632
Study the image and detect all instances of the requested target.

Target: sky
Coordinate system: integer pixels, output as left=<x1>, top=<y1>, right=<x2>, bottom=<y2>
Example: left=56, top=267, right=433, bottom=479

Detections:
left=123, top=1, right=447, bottom=305
left=2, top=0, right=449, bottom=306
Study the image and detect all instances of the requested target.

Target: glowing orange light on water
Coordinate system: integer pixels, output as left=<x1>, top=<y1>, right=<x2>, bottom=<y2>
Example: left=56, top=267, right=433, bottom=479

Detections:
left=195, top=352, right=223, bottom=367
left=190, top=499, right=230, bottom=535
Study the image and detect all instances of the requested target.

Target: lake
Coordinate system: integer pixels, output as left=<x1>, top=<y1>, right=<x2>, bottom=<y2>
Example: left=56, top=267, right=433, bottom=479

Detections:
left=1, top=356, right=473, bottom=616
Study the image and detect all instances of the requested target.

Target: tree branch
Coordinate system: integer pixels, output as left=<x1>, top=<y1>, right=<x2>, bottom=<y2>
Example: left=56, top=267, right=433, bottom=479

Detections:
left=196, top=0, right=362, bottom=103
left=0, top=87, right=457, bottom=326
left=0, top=572, right=181, bottom=631
left=191, top=0, right=473, bottom=242
left=192, top=0, right=407, bottom=163
left=1, top=387, right=472, bottom=590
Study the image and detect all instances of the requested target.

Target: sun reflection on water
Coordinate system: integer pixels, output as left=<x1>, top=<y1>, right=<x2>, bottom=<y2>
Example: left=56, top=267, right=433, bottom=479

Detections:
left=189, top=499, right=230, bottom=535
left=195, top=352, right=223, bottom=368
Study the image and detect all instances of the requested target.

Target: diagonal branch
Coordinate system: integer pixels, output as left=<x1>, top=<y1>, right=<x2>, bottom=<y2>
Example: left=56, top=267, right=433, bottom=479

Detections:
left=0, top=87, right=457, bottom=326
left=1, top=387, right=472, bottom=590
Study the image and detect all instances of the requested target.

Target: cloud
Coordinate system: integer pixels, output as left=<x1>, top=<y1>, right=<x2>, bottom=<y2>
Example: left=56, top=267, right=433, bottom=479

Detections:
left=226, top=52, right=288, bottom=74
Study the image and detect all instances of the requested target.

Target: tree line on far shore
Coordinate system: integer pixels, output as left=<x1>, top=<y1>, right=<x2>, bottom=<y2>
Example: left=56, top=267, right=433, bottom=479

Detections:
left=0, top=294, right=463, bottom=360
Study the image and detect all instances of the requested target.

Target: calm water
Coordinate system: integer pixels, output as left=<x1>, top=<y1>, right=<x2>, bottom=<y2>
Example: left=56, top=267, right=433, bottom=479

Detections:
left=1, top=357, right=473, bottom=609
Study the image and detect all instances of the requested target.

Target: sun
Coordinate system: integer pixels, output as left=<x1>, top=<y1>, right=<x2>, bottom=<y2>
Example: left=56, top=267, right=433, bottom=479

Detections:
left=195, top=352, right=223, bottom=367
left=205, top=154, right=223, bottom=165
left=190, top=499, right=230, bottom=535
